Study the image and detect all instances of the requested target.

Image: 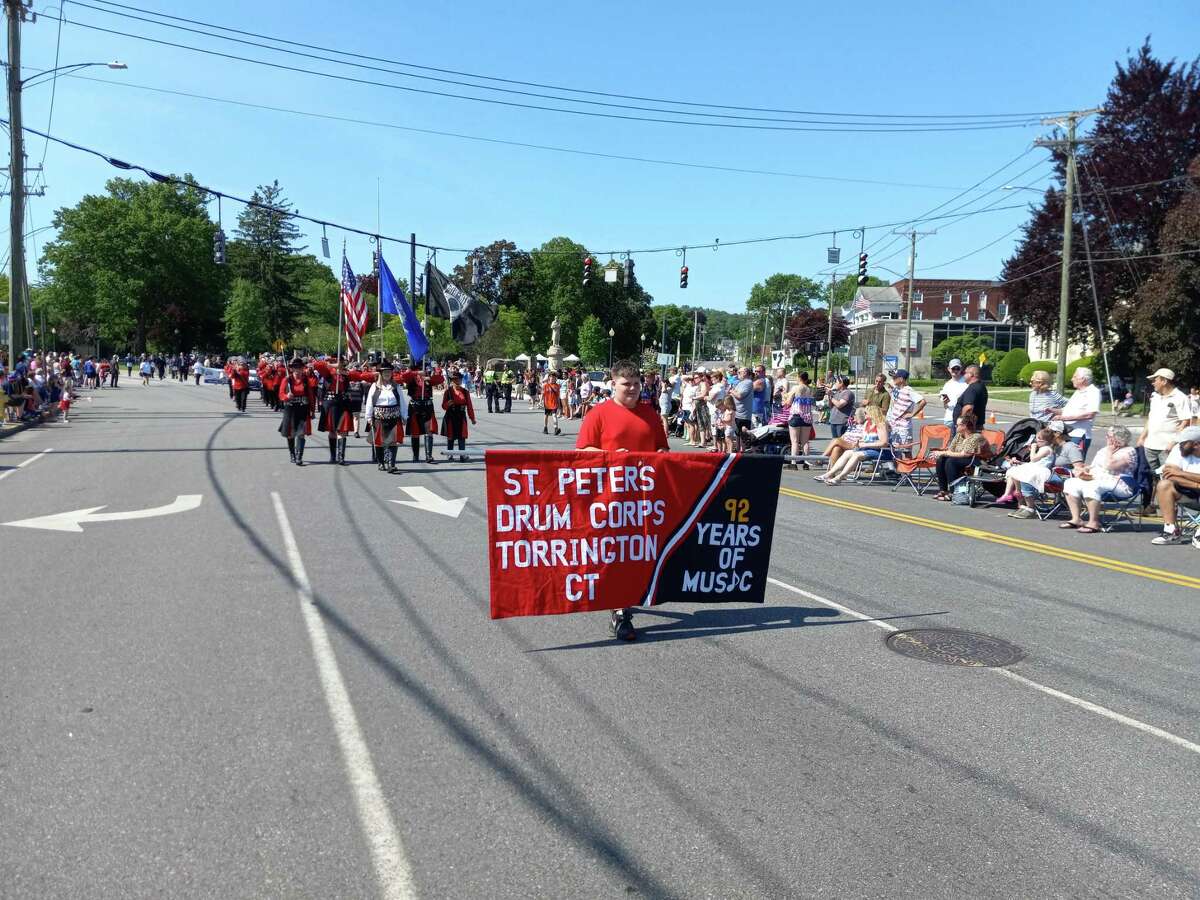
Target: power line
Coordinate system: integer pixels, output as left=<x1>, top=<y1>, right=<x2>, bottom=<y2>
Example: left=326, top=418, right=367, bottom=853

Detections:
left=34, top=0, right=68, bottom=191
left=46, top=13, right=1048, bottom=134
left=80, top=0, right=1080, bottom=123
left=6, top=118, right=1038, bottom=258
left=47, top=72, right=975, bottom=191
left=920, top=226, right=1025, bottom=272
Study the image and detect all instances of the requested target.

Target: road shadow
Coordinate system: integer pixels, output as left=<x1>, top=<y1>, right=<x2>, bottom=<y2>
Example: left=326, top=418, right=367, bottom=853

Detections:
left=529, top=606, right=951, bottom=652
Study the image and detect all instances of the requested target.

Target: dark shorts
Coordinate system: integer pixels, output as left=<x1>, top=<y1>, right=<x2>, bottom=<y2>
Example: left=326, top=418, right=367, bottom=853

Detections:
left=735, top=418, right=751, bottom=432
left=1176, top=484, right=1200, bottom=501
left=788, top=415, right=812, bottom=429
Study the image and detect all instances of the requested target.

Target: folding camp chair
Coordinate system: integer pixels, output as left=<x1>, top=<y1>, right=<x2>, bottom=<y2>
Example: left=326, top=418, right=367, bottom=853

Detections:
left=892, top=424, right=950, bottom=495
left=1098, top=447, right=1153, bottom=533
left=1033, top=466, right=1073, bottom=520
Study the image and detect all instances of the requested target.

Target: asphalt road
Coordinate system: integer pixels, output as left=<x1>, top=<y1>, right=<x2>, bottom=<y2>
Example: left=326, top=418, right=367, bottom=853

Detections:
left=1, top=379, right=1197, bottom=899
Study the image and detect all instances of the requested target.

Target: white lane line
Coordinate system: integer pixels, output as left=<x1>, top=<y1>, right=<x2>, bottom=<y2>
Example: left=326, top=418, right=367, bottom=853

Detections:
left=766, top=575, right=1200, bottom=757
left=271, top=492, right=416, bottom=900
left=0, top=447, right=54, bottom=482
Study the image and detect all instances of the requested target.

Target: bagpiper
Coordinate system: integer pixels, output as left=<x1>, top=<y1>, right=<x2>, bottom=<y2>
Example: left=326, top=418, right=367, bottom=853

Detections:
left=440, top=369, right=477, bottom=458
left=399, top=361, right=445, bottom=464
left=278, top=357, right=315, bottom=465
left=312, top=358, right=371, bottom=465
left=364, top=362, right=408, bottom=473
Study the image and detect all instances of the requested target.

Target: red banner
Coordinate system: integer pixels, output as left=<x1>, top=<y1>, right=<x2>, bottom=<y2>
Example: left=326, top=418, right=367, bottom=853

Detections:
left=486, top=450, right=783, bottom=619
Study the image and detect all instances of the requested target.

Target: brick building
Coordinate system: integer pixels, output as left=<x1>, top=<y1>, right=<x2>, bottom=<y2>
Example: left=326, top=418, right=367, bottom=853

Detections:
left=889, top=278, right=1009, bottom=323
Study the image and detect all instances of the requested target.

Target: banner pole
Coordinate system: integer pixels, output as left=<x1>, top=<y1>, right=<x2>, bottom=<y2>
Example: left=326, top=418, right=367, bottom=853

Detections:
left=411, top=232, right=422, bottom=367
left=376, top=238, right=383, bottom=359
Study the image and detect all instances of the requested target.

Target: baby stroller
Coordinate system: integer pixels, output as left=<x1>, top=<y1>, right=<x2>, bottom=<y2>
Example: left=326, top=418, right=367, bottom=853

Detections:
left=996, top=417, right=1041, bottom=464
left=740, top=409, right=791, bottom=455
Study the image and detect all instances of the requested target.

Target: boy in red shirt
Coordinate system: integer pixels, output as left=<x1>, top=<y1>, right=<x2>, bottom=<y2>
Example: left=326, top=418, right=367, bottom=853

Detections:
left=575, top=360, right=669, bottom=640
left=541, top=371, right=562, bottom=436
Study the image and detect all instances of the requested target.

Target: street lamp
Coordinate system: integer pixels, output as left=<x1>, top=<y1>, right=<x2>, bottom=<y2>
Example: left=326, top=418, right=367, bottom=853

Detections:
left=303, top=326, right=310, bottom=356
left=50, top=327, right=56, bottom=352
left=639, top=332, right=645, bottom=359
left=21, top=61, right=128, bottom=88
left=32, top=328, right=38, bottom=351
left=608, top=327, right=615, bottom=368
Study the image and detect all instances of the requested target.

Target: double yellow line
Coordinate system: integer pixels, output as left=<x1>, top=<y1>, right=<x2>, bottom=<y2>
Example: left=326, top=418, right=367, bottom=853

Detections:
left=779, top=486, right=1200, bottom=591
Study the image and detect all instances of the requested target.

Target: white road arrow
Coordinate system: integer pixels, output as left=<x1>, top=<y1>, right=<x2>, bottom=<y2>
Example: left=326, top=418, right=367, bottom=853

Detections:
left=3, top=494, right=203, bottom=533
left=389, top=485, right=467, bottom=519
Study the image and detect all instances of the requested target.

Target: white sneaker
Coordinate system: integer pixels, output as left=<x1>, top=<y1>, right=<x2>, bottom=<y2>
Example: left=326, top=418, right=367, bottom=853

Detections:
left=1151, top=528, right=1188, bottom=546
left=1192, top=533, right=1200, bottom=550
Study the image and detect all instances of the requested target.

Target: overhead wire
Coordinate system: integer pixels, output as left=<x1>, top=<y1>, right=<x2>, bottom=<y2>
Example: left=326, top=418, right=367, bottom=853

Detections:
left=44, top=12, right=1047, bottom=134
left=47, top=71, right=974, bottom=191
left=78, top=0, right=1078, bottom=123
left=33, top=0, right=68, bottom=193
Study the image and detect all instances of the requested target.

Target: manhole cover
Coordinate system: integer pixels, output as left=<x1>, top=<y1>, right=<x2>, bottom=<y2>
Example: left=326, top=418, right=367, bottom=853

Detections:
left=885, top=628, right=1025, bottom=668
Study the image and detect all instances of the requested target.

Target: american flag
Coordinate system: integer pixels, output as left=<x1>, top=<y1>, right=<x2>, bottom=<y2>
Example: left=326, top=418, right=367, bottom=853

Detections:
left=341, top=253, right=367, bottom=354
left=852, top=294, right=872, bottom=311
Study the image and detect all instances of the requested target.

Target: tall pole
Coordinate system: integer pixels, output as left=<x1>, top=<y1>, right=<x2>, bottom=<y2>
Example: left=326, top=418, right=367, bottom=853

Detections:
left=691, top=309, right=698, bottom=366
left=894, top=227, right=937, bottom=373
left=1036, top=108, right=1100, bottom=392
left=6, top=0, right=27, bottom=366
left=825, top=273, right=836, bottom=377
left=410, top=232, right=421, bottom=365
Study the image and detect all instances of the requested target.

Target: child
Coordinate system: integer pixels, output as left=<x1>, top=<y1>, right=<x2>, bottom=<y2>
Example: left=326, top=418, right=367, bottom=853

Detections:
left=717, top=396, right=736, bottom=454
left=542, top=371, right=562, bottom=435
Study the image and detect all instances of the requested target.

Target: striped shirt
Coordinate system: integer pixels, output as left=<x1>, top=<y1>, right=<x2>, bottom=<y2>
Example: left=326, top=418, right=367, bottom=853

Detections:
left=1028, top=388, right=1066, bottom=423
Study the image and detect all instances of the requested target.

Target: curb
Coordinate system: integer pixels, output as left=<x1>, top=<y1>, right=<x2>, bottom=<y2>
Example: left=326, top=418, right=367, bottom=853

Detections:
left=0, top=408, right=54, bottom=440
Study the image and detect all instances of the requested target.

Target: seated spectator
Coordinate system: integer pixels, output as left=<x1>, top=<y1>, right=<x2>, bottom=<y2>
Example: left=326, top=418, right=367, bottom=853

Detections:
left=1150, top=425, right=1200, bottom=546
left=820, top=406, right=890, bottom=485
left=1116, top=392, right=1136, bottom=416
left=1060, top=425, right=1137, bottom=533
left=1028, top=370, right=1067, bottom=425
left=998, top=423, right=1085, bottom=518
left=815, top=407, right=867, bottom=476
left=931, top=413, right=988, bottom=501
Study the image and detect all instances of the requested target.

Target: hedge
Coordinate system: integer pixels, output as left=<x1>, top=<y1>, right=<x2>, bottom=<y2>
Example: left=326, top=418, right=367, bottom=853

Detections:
left=1018, top=359, right=1058, bottom=383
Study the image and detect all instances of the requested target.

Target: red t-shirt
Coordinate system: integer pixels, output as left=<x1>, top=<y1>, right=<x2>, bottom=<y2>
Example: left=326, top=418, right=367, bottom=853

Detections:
left=542, top=382, right=560, bottom=410
left=575, top=400, right=669, bottom=452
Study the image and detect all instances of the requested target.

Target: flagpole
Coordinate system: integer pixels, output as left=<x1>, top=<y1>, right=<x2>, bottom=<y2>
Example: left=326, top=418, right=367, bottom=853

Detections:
left=376, top=238, right=383, bottom=360
left=336, top=241, right=345, bottom=365
left=411, top=232, right=422, bottom=368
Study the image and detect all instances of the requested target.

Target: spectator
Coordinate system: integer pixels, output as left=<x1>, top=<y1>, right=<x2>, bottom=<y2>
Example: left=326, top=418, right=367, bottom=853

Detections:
left=1054, top=367, right=1101, bottom=453
left=679, top=374, right=697, bottom=445
left=783, top=372, right=814, bottom=471
left=998, top=423, right=1085, bottom=517
left=827, top=375, right=855, bottom=438
left=1149, top=425, right=1200, bottom=546
left=816, top=407, right=868, bottom=476
left=772, top=367, right=790, bottom=416
left=1189, top=385, right=1199, bottom=424
left=1060, top=425, right=1137, bottom=533
left=821, top=406, right=890, bottom=485
left=886, top=369, right=925, bottom=449
left=930, top=413, right=988, bottom=501
left=706, top=372, right=727, bottom=450
left=863, top=372, right=891, bottom=416
left=751, top=364, right=772, bottom=426
left=692, top=373, right=713, bottom=449
left=1116, top=391, right=1136, bottom=417
left=716, top=396, right=736, bottom=453
left=1138, top=367, right=1189, bottom=474
left=731, top=367, right=755, bottom=446
left=1027, top=369, right=1067, bottom=425
left=939, top=358, right=967, bottom=429
left=952, top=364, right=988, bottom=430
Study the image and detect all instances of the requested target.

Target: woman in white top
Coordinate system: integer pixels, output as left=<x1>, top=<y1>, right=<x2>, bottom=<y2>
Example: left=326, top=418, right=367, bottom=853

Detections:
left=706, top=371, right=727, bottom=450
left=1061, top=425, right=1137, bottom=533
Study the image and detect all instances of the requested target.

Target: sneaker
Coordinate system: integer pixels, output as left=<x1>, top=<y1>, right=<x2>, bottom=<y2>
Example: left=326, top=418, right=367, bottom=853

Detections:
left=1151, top=528, right=1189, bottom=545
left=1007, top=507, right=1036, bottom=519
left=554, top=426, right=562, bottom=436
left=543, top=426, right=548, bottom=434
left=609, top=609, right=637, bottom=641
left=1192, top=534, right=1200, bottom=550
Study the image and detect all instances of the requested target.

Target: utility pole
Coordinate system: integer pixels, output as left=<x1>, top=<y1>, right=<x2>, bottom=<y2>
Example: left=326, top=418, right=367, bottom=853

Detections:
left=691, top=308, right=699, bottom=366
left=1035, top=108, right=1101, bottom=391
left=893, top=227, right=937, bottom=373
left=824, top=273, right=838, bottom=377
left=5, top=0, right=32, bottom=367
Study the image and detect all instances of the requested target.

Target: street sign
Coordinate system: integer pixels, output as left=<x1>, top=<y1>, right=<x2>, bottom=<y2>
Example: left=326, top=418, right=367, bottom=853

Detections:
left=827, top=247, right=841, bottom=264
left=272, top=339, right=287, bottom=352
left=656, top=352, right=674, bottom=365
left=866, top=343, right=877, bottom=359
left=883, top=354, right=899, bottom=372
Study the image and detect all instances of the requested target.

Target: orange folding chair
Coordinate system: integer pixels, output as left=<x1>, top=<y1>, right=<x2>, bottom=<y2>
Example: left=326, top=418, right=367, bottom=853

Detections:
left=892, top=424, right=951, bottom=495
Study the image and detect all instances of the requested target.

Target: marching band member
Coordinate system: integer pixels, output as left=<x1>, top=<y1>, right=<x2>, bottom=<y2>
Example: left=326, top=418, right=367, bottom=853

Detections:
left=313, top=358, right=372, bottom=465
left=441, top=369, right=477, bottom=458
left=364, top=362, right=408, bottom=473
left=278, top=357, right=315, bottom=465
left=399, top=361, right=444, bottom=464
left=230, top=358, right=251, bottom=412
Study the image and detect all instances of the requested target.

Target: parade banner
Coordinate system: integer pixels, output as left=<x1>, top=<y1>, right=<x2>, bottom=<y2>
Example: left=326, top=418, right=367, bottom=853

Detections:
left=486, top=450, right=783, bottom=619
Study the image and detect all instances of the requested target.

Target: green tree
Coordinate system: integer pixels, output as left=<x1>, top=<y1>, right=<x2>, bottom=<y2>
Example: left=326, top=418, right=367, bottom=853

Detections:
left=992, top=347, right=1029, bottom=386
left=931, top=334, right=993, bottom=367
left=229, top=180, right=305, bottom=343
left=746, top=273, right=821, bottom=315
left=38, top=176, right=226, bottom=352
left=577, top=314, right=608, bottom=365
left=224, top=278, right=270, bottom=354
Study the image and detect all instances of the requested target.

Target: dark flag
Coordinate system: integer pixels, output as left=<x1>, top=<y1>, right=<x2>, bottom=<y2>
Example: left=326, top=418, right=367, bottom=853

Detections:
left=424, top=262, right=498, bottom=347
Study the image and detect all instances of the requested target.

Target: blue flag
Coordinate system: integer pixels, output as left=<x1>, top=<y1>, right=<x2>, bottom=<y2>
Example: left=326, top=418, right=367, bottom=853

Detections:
left=379, top=253, right=429, bottom=361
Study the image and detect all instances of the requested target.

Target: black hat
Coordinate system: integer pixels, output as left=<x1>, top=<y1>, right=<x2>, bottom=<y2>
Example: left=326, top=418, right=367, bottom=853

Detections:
left=378, top=361, right=394, bottom=371
left=288, top=357, right=305, bottom=368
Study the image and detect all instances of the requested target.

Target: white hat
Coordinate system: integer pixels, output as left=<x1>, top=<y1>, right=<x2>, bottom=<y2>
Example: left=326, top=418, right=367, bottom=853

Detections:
left=948, top=358, right=963, bottom=369
left=1148, top=367, right=1175, bottom=381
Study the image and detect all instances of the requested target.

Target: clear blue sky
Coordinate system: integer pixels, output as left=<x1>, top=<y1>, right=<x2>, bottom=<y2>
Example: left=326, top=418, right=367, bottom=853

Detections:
left=10, top=0, right=1199, bottom=312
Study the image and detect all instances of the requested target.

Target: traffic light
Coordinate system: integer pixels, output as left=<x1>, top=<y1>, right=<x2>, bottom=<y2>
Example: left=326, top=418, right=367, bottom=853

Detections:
left=583, top=256, right=593, bottom=286
left=624, top=256, right=634, bottom=288
left=679, top=265, right=689, bottom=289
left=213, top=228, right=226, bottom=265
left=857, top=252, right=868, bottom=286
